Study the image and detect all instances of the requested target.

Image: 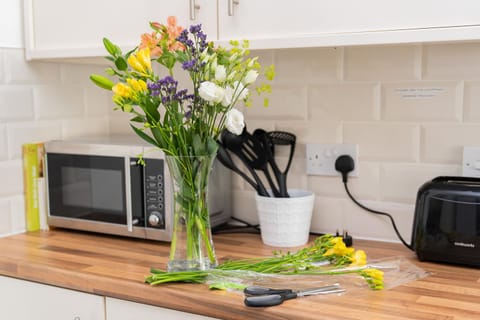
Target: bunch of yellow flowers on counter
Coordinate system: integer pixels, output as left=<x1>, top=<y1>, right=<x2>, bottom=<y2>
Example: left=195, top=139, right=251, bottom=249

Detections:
left=145, top=234, right=385, bottom=291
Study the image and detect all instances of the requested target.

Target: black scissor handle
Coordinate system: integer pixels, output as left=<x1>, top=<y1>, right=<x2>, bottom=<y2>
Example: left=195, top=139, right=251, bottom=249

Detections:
left=244, top=292, right=298, bottom=307
left=244, top=286, right=293, bottom=296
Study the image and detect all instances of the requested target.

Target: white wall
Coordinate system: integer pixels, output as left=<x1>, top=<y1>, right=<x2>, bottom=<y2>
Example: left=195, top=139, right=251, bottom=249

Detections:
left=109, top=41, right=480, bottom=243
left=0, top=2, right=111, bottom=236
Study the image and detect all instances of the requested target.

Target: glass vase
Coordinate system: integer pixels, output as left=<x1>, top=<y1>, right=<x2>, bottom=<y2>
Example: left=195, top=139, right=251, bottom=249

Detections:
left=165, top=155, right=217, bottom=272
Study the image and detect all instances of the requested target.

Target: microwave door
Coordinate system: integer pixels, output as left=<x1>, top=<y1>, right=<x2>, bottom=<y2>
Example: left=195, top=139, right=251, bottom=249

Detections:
left=47, top=153, right=129, bottom=226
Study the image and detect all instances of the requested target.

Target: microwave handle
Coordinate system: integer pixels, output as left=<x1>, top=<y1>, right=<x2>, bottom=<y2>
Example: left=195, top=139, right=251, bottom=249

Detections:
left=125, top=157, right=133, bottom=232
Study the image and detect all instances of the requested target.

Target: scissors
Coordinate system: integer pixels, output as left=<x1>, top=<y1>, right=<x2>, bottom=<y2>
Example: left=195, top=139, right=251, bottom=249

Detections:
left=243, top=284, right=346, bottom=307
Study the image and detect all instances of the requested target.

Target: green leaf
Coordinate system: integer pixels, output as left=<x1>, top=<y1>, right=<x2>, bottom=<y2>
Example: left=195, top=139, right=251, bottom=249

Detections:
left=114, top=57, right=128, bottom=71
left=207, top=137, right=218, bottom=156
left=130, top=115, right=146, bottom=123
left=89, top=74, right=114, bottom=90
left=192, top=134, right=206, bottom=156
left=103, top=38, right=121, bottom=56
left=130, top=125, right=157, bottom=146
left=105, top=68, right=116, bottom=76
left=158, top=52, right=176, bottom=70
left=150, top=127, right=166, bottom=149
left=142, top=99, right=160, bottom=123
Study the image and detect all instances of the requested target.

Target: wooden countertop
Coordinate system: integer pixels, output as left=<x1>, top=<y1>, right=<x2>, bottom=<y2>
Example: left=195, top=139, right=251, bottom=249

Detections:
left=0, top=230, right=479, bottom=320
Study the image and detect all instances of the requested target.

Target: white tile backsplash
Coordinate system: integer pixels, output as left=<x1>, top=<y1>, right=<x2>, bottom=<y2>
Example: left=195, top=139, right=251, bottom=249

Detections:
left=0, top=125, right=7, bottom=161
left=2, top=40, right=480, bottom=243
left=463, top=81, right=480, bottom=122
left=4, top=49, right=61, bottom=84
left=309, top=83, right=380, bottom=122
left=344, top=45, right=420, bottom=81
left=245, top=85, right=308, bottom=120
left=34, top=85, right=85, bottom=120
left=423, top=42, right=480, bottom=80
left=0, top=51, right=5, bottom=84
left=382, top=81, right=462, bottom=121
left=343, top=122, right=420, bottom=162
left=421, top=123, right=480, bottom=163
left=0, top=85, right=34, bottom=121
left=7, top=121, right=62, bottom=159
left=275, top=47, right=340, bottom=83
left=0, top=160, right=23, bottom=197
left=61, top=117, right=109, bottom=139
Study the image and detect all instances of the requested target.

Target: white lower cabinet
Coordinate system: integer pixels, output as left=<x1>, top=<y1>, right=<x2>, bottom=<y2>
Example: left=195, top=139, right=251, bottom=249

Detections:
left=105, top=297, right=220, bottom=320
left=0, top=275, right=105, bottom=320
left=0, top=275, right=219, bottom=320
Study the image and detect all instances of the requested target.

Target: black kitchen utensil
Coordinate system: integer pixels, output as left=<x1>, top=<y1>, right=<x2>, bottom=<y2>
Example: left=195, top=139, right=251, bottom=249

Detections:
left=217, top=142, right=263, bottom=194
left=244, top=129, right=281, bottom=197
left=221, top=130, right=270, bottom=197
left=266, top=131, right=296, bottom=197
left=244, top=284, right=345, bottom=307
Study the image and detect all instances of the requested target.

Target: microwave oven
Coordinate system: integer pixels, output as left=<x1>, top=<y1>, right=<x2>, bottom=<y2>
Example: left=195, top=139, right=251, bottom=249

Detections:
left=44, top=135, right=231, bottom=241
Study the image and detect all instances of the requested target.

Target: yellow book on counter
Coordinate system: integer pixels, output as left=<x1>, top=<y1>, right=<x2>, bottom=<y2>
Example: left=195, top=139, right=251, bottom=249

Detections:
left=22, top=143, right=47, bottom=232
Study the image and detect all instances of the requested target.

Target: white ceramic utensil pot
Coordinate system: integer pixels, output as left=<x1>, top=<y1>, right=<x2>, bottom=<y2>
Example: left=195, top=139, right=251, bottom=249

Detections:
left=255, top=189, right=315, bottom=247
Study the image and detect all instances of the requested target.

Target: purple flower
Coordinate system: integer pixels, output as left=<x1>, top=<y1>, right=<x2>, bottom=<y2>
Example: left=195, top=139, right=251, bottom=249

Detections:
left=148, top=76, right=194, bottom=106
left=182, top=59, right=196, bottom=71
left=189, top=24, right=202, bottom=34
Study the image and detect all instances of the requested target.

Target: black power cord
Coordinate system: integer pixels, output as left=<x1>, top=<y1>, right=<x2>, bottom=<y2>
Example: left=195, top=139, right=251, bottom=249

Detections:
left=335, top=155, right=414, bottom=251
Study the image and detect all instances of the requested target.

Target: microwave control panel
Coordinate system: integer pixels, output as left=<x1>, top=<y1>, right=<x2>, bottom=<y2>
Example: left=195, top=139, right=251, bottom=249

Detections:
left=144, top=159, right=165, bottom=229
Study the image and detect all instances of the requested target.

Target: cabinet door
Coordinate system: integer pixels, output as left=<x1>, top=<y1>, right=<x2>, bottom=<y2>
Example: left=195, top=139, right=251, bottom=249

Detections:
left=0, top=276, right=104, bottom=320
left=24, top=0, right=216, bottom=60
left=106, top=297, right=220, bottom=320
left=217, top=0, right=480, bottom=48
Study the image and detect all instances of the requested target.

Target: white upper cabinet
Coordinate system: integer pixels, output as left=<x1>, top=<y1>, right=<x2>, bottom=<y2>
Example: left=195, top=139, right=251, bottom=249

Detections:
left=218, top=0, right=480, bottom=48
left=24, top=0, right=216, bottom=60
left=24, top=0, right=480, bottom=60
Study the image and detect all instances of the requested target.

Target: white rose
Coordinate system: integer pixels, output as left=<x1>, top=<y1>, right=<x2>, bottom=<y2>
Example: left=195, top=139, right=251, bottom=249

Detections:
left=233, top=81, right=249, bottom=101
left=215, top=65, right=227, bottom=82
left=225, top=108, right=245, bottom=135
left=243, top=70, right=259, bottom=85
left=198, top=81, right=224, bottom=104
left=221, top=86, right=233, bottom=107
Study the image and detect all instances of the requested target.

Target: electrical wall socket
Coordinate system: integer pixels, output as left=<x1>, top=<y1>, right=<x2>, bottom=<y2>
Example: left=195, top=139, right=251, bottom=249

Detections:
left=306, top=144, right=359, bottom=176
left=462, top=146, right=480, bottom=177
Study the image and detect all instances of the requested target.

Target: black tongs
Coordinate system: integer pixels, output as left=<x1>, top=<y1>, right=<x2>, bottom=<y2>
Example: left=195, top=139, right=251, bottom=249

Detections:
left=243, top=284, right=345, bottom=307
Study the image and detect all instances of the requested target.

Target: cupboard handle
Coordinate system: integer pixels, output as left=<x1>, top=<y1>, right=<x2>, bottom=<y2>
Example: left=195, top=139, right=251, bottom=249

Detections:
left=228, top=0, right=239, bottom=16
left=189, top=0, right=200, bottom=20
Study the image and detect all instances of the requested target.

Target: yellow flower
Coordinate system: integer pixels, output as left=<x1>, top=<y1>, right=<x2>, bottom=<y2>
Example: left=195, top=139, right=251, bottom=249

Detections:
left=136, top=48, right=152, bottom=73
left=350, top=250, right=367, bottom=266
left=127, top=78, right=147, bottom=93
left=112, top=83, right=133, bottom=98
left=360, top=268, right=384, bottom=290
left=128, top=48, right=152, bottom=75
left=323, top=237, right=354, bottom=257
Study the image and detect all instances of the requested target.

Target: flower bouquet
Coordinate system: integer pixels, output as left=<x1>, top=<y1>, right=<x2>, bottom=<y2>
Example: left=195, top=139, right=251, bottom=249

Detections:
left=90, top=17, right=274, bottom=271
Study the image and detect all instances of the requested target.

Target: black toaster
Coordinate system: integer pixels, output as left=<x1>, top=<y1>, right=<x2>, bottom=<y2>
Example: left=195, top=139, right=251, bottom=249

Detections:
left=412, top=176, right=480, bottom=267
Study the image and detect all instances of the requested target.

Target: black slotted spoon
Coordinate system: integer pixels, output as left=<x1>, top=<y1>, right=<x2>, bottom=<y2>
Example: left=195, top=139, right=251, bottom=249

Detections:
left=266, top=131, right=296, bottom=197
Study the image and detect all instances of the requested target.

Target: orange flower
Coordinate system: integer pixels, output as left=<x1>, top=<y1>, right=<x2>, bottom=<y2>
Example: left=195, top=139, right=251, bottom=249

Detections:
left=165, top=16, right=185, bottom=51
left=139, top=32, right=162, bottom=58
